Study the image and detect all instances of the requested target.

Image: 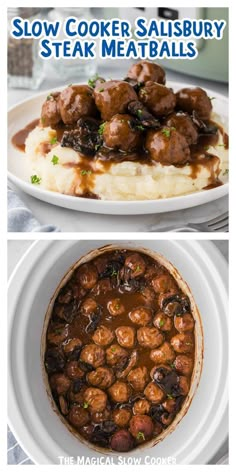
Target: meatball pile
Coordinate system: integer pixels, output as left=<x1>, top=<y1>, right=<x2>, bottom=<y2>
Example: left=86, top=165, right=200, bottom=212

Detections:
left=40, top=60, right=215, bottom=166
left=44, top=249, right=195, bottom=452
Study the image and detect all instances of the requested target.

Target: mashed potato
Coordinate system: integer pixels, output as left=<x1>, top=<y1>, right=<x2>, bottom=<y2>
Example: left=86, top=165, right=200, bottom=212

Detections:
left=25, top=114, right=228, bottom=201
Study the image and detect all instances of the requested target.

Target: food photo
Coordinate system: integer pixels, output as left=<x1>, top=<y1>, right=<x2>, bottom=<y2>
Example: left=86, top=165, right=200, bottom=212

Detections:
left=7, top=7, right=229, bottom=231
left=8, top=240, right=228, bottom=464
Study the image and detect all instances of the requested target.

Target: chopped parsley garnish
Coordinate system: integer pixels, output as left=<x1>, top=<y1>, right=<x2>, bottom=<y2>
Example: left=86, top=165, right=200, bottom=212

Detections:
left=83, top=401, right=89, bottom=409
left=30, top=174, right=41, bottom=184
left=159, top=319, right=165, bottom=327
left=135, top=265, right=141, bottom=272
left=88, top=73, right=99, bottom=88
left=223, top=168, right=229, bottom=176
left=46, top=94, right=53, bottom=100
left=54, top=328, right=63, bottom=334
left=94, top=143, right=101, bottom=151
left=98, top=122, right=106, bottom=135
left=161, top=127, right=176, bottom=138
left=115, top=304, right=120, bottom=310
left=136, top=431, right=145, bottom=441
left=68, top=83, right=72, bottom=87
left=41, top=117, right=45, bottom=124
left=169, top=363, right=175, bottom=369
left=204, top=146, right=210, bottom=151
left=50, top=136, right=57, bottom=145
left=167, top=394, right=173, bottom=400
left=98, top=88, right=104, bottom=92
left=218, top=144, right=226, bottom=147
left=51, top=155, right=59, bottom=165
left=111, top=268, right=118, bottom=277
left=137, top=109, right=143, bottom=118
left=209, top=96, right=216, bottom=101
left=111, top=347, right=116, bottom=353
left=81, top=169, right=92, bottom=176
left=136, top=125, right=145, bottom=131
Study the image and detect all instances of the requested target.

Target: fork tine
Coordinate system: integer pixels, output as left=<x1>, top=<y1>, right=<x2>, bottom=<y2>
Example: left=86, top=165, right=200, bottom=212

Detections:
left=207, top=217, right=229, bottom=230
left=212, top=223, right=229, bottom=232
left=207, top=212, right=229, bottom=227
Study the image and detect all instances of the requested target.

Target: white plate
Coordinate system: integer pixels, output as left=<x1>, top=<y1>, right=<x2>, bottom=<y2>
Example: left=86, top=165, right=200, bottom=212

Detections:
left=8, top=82, right=228, bottom=215
left=8, top=240, right=228, bottom=464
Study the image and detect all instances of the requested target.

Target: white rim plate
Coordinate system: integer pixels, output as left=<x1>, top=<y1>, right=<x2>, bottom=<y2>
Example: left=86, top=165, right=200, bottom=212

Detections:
left=8, top=82, right=228, bottom=215
left=8, top=240, right=228, bottom=464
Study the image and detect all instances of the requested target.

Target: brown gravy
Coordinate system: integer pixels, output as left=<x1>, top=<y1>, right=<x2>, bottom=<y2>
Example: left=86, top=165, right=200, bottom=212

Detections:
left=44, top=249, right=196, bottom=452
left=11, top=118, right=228, bottom=196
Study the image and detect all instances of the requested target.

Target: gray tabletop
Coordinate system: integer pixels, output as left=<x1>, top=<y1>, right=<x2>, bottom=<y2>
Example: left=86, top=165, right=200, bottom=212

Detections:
left=8, top=60, right=228, bottom=233
left=7, top=240, right=228, bottom=464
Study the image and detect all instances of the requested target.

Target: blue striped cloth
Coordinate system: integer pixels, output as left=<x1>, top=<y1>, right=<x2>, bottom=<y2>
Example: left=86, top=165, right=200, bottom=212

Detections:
left=7, top=427, right=33, bottom=465
left=8, top=188, right=60, bottom=232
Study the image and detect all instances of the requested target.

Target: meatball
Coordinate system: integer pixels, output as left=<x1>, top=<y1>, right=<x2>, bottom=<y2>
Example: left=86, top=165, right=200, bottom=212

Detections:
left=150, top=342, right=175, bottom=364
left=80, top=344, right=105, bottom=368
left=103, top=114, right=142, bottom=152
left=47, top=323, right=69, bottom=346
left=140, top=286, right=155, bottom=305
left=127, top=366, right=149, bottom=391
left=174, top=314, right=195, bottom=332
left=50, top=373, right=71, bottom=395
left=175, top=87, right=212, bottom=121
left=174, top=355, right=193, bottom=376
left=113, top=408, right=132, bottom=427
left=41, top=92, right=61, bottom=126
left=133, top=399, right=150, bottom=415
left=80, top=298, right=98, bottom=315
left=107, top=298, right=125, bottom=316
left=152, top=274, right=177, bottom=294
left=153, top=312, right=173, bottom=332
left=164, top=112, right=198, bottom=145
left=106, top=344, right=128, bottom=367
left=84, top=387, right=107, bottom=413
left=125, top=253, right=146, bottom=278
left=116, top=326, right=136, bottom=348
left=146, top=128, right=190, bottom=165
left=108, top=381, right=131, bottom=403
left=178, top=376, right=190, bottom=395
left=59, top=85, right=97, bottom=124
left=92, top=325, right=114, bottom=346
left=65, top=361, right=85, bottom=380
left=170, top=333, right=194, bottom=353
left=94, top=80, right=137, bottom=120
left=129, top=306, right=152, bottom=326
left=144, top=382, right=165, bottom=404
left=63, top=338, right=82, bottom=357
left=127, top=60, right=166, bottom=85
left=68, top=405, right=90, bottom=428
left=110, top=430, right=134, bottom=452
left=129, top=414, right=154, bottom=440
left=137, top=327, right=164, bottom=349
left=91, top=278, right=112, bottom=296
left=139, top=82, right=176, bottom=117
left=162, top=398, right=177, bottom=413
left=91, top=408, right=111, bottom=424
left=87, top=367, right=115, bottom=389
left=76, top=263, right=98, bottom=290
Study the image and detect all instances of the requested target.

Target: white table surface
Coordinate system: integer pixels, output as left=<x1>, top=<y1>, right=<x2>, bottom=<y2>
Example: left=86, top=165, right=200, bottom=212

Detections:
left=8, top=62, right=228, bottom=233
left=7, top=240, right=228, bottom=464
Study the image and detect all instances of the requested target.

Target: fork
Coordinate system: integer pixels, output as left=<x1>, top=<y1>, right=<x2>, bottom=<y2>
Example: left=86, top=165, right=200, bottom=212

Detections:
left=149, top=212, right=229, bottom=232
